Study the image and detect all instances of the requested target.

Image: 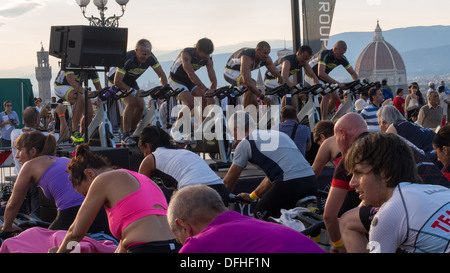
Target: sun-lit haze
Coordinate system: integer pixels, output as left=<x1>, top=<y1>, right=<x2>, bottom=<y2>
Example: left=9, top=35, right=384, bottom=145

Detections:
left=0, top=0, right=449, bottom=74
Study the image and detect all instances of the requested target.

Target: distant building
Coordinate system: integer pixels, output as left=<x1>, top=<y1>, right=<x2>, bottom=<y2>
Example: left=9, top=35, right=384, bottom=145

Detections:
left=35, top=43, right=52, bottom=102
left=277, top=48, right=293, bottom=59
left=355, top=21, right=407, bottom=91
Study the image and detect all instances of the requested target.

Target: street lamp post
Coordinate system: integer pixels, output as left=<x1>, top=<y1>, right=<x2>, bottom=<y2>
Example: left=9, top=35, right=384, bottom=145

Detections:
left=75, top=0, right=129, bottom=143
left=75, top=0, right=129, bottom=27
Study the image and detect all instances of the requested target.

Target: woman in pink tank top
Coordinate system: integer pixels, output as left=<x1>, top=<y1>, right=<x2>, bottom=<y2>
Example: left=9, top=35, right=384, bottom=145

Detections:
left=52, top=144, right=180, bottom=253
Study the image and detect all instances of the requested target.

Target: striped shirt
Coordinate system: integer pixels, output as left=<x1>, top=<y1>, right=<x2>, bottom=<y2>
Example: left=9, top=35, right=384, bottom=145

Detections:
left=360, top=103, right=381, bottom=131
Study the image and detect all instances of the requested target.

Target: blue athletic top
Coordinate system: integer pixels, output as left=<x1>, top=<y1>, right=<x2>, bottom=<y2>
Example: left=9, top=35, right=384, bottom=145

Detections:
left=272, top=120, right=311, bottom=156
left=393, top=120, right=437, bottom=163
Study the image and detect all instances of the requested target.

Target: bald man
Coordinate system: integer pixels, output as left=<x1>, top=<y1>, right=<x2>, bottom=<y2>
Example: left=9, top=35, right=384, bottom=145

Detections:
left=307, top=41, right=359, bottom=119
left=323, top=113, right=368, bottom=253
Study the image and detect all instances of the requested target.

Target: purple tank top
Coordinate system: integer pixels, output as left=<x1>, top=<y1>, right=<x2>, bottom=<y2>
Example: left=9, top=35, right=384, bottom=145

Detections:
left=38, top=156, right=85, bottom=211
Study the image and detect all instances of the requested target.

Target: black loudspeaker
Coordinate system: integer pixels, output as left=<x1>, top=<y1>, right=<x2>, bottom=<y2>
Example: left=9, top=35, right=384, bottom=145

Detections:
left=49, top=26, right=70, bottom=60
left=49, top=25, right=128, bottom=67
left=56, top=146, right=131, bottom=170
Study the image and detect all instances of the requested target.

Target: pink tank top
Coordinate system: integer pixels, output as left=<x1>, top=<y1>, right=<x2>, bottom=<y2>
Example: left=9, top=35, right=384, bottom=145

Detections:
left=104, top=169, right=168, bottom=239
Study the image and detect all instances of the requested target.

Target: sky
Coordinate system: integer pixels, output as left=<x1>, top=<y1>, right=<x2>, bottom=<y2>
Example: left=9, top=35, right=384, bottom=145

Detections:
left=0, top=0, right=449, bottom=75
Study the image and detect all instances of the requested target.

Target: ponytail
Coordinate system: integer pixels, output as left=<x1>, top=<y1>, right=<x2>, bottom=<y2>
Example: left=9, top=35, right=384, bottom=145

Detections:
left=68, top=144, right=112, bottom=187
left=15, top=131, right=56, bottom=157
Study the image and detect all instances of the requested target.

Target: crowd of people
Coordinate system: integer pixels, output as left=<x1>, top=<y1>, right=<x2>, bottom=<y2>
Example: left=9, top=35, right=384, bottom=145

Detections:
left=1, top=38, right=450, bottom=254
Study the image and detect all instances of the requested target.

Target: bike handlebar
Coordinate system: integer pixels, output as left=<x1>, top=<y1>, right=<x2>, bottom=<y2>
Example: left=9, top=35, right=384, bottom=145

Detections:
left=228, top=193, right=251, bottom=204
left=294, top=83, right=339, bottom=96
left=88, top=86, right=131, bottom=101
left=205, top=86, right=248, bottom=100
left=0, top=213, right=51, bottom=240
left=297, top=211, right=326, bottom=237
left=139, top=85, right=183, bottom=100
left=264, top=83, right=292, bottom=97
left=340, top=79, right=379, bottom=94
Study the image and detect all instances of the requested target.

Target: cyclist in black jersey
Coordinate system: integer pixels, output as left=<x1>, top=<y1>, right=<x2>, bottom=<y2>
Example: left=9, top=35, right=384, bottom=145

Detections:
left=54, top=64, right=102, bottom=143
left=108, top=39, right=167, bottom=146
left=306, top=41, right=358, bottom=120
left=224, top=41, right=284, bottom=109
left=264, top=45, right=320, bottom=110
left=169, top=38, right=217, bottom=115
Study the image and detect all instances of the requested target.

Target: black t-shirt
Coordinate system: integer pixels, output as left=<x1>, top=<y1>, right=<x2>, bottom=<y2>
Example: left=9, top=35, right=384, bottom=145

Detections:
left=108, top=50, right=160, bottom=88
left=264, top=53, right=302, bottom=80
left=309, top=49, right=351, bottom=81
left=225, top=48, right=267, bottom=72
left=169, top=47, right=211, bottom=84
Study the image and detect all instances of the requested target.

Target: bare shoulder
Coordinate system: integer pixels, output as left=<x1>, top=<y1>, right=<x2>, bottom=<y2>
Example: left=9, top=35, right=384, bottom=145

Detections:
left=92, top=169, right=139, bottom=192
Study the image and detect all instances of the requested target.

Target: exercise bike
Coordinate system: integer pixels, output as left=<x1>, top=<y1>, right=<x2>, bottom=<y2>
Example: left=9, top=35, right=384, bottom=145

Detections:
left=130, top=85, right=183, bottom=139
left=258, top=83, right=293, bottom=130
left=331, top=79, right=379, bottom=122
left=295, top=83, right=339, bottom=132
left=179, top=85, right=247, bottom=171
left=86, top=86, right=120, bottom=148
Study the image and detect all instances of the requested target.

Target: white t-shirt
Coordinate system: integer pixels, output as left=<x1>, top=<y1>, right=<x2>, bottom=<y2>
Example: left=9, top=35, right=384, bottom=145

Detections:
left=369, top=182, right=450, bottom=253
left=152, top=147, right=223, bottom=189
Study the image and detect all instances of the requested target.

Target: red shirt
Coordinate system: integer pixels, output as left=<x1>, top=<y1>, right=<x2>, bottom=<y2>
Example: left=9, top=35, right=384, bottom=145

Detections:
left=393, top=96, right=405, bottom=114
left=331, top=158, right=354, bottom=191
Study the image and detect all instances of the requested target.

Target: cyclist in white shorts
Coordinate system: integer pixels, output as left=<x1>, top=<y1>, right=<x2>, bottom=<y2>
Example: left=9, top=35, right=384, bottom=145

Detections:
left=264, top=45, right=320, bottom=109
left=345, top=132, right=450, bottom=253
left=168, top=38, right=217, bottom=120
left=54, top=64, right=102, bottom=143
left=306, top=41, right=358, bottom=120
left=224, top=41, right=283, bottom=109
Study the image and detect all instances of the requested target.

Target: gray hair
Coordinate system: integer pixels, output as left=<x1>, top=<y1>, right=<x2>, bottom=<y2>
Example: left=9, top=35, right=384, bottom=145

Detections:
left=377, top=105, right=406, bottom=125
left=135, top=39, right=152, bottom=51
left=167, top=185, right=227, bottom=234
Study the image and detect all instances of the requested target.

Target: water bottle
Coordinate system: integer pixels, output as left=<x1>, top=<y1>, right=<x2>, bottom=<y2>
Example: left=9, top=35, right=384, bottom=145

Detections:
left=102, top=86, right=119, bottom=99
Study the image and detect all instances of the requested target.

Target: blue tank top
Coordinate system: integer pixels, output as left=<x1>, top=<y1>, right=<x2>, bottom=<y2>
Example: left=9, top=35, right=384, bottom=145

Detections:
left=38, top=156, right=85, bottom=211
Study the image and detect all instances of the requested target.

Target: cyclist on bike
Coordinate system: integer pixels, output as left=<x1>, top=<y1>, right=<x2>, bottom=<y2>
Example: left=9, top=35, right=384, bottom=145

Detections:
left=345, top=132, right=450, bottom=253
left=306, top=40, right=358, bottom=120
left=167, top=185, right=325, bottom=253
left=224, top=41, right=284, bottom=109
left=53, top=144, right=180, bottom=253
left=1, top=131, right=109, bottom=234
left=108, top=39, right=168, bottom=146
left=54, top=64, right=102, bottom=143
left=169, top=38, right=217, bottom=116
left=264, top=45, right=320, bottom=110
left=223, top=111, right=317, bottom=220
left=137, top=125, right=229, bottom=206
